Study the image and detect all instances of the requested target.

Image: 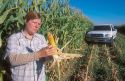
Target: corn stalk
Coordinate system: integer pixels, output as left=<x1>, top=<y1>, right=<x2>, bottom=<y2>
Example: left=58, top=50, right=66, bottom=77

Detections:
left=84, top=44, right=99, bottom=81
left=104, top=44, right=120, bottom=81
left=0, top=70, right=5, bottom=81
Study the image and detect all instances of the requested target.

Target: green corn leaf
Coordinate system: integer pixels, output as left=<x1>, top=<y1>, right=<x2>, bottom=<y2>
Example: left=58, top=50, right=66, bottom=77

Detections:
left=0, top=0, right=10, bottom=14
left=0, top=0, right=3, bottom=4
left=0, top=8, right=16, bottom=24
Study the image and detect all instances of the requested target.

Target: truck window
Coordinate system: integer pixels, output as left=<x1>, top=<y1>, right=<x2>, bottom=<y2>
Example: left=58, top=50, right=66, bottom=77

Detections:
left=93, top=26, right=111, bottom=31
left=112, top=27, right=115, bottom=31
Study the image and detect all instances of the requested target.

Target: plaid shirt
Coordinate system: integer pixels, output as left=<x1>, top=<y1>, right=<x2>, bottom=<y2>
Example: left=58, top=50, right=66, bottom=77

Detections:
left=6, top=31, right=48, bottom=81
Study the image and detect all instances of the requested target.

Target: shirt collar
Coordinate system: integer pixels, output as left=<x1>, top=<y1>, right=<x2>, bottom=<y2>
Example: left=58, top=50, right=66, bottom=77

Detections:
left=20, top=30, right=38, bottom=40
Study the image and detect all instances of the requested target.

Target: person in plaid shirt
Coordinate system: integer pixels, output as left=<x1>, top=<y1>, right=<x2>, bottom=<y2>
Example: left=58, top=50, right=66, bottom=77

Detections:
left=5, top=11, right=56, bottom=81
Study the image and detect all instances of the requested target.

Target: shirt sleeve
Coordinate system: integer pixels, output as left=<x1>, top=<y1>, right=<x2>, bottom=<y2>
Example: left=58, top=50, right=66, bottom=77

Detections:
left=5, top=34, right=19, bottom=57
left=5, top=34, right=42, bottom=66
left=8, top=53, right=41, bottom=66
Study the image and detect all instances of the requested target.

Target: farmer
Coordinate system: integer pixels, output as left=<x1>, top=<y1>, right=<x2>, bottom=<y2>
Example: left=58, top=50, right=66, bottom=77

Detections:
left=5, top=11, right=56, bottom=81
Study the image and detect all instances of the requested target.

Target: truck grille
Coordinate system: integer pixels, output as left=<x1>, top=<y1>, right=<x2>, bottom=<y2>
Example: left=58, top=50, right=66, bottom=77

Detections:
left=91, top=34, right=103, bottom=37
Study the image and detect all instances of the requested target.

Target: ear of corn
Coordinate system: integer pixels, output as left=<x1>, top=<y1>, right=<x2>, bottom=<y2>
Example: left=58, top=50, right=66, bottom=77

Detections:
left=47, top=32, right=58, bottom=54
left=47, top=32, right=57, bottom=47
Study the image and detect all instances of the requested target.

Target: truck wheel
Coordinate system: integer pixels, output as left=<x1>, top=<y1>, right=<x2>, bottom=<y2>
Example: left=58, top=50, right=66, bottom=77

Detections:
left=84, top=37, right=91, bottom=45
left=85, top=39, right=89, bottom=44
left=86, top=41, right=91, bottom=45
left=109, top=37, right=114, bottom=46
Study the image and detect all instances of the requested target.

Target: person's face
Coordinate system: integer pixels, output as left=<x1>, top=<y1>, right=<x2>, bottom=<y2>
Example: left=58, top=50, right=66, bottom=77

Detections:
left=25, top=18, right=41, bottom=35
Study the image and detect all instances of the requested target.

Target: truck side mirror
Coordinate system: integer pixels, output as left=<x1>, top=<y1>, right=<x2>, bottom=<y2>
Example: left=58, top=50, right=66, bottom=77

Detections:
left=113, top=29, right=116, bottom=31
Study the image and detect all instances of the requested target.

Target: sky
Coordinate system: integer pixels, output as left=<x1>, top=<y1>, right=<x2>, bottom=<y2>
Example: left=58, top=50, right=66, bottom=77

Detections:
left=69, top=0, right=125, bottom=25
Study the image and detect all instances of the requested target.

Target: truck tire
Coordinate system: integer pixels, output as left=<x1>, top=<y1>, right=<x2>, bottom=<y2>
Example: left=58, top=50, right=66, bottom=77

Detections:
left=109, top=37, right=114, bottom=46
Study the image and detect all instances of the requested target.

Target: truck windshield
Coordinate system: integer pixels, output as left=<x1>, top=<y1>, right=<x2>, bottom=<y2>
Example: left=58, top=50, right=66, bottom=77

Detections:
left=93, top=26, right=111, bottom=31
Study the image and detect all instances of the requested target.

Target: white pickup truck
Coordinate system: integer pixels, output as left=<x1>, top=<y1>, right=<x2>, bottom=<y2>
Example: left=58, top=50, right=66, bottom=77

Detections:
left=85, top=24, right=117, bottom=44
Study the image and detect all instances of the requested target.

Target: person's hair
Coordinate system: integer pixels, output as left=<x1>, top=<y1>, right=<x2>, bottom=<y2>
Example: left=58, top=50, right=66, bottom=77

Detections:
left=25, top=11, right=41, bottom=22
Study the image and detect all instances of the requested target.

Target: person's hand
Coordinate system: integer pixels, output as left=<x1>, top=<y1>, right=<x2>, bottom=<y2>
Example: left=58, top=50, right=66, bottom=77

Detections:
left=37, top=45, right=57, bottom=58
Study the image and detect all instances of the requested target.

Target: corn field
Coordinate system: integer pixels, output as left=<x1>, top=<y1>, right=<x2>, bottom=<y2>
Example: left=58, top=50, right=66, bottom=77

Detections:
left=0, top=0, right=125, bottom=81
left=45, top=33, right=125, bottom=81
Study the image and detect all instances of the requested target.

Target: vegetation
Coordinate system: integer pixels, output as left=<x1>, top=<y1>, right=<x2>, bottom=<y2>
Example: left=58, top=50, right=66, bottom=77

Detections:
left=0, top=0, right=92, bottom=81
left=116, top=24, right=125, bottom=34
left=1, top=0, right=125, bottom=81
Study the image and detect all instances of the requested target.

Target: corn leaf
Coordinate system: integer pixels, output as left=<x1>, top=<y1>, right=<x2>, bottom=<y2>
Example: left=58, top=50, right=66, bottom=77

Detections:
left=0, top=8, right=16, bottom=24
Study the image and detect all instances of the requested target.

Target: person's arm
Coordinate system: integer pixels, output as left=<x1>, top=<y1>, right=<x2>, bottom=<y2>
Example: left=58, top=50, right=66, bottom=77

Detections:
left=7, top=45, right=56, bottom=66
left=8, top=52, right=40, bottom=66
left=8, top=49, right=46, bottom=66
